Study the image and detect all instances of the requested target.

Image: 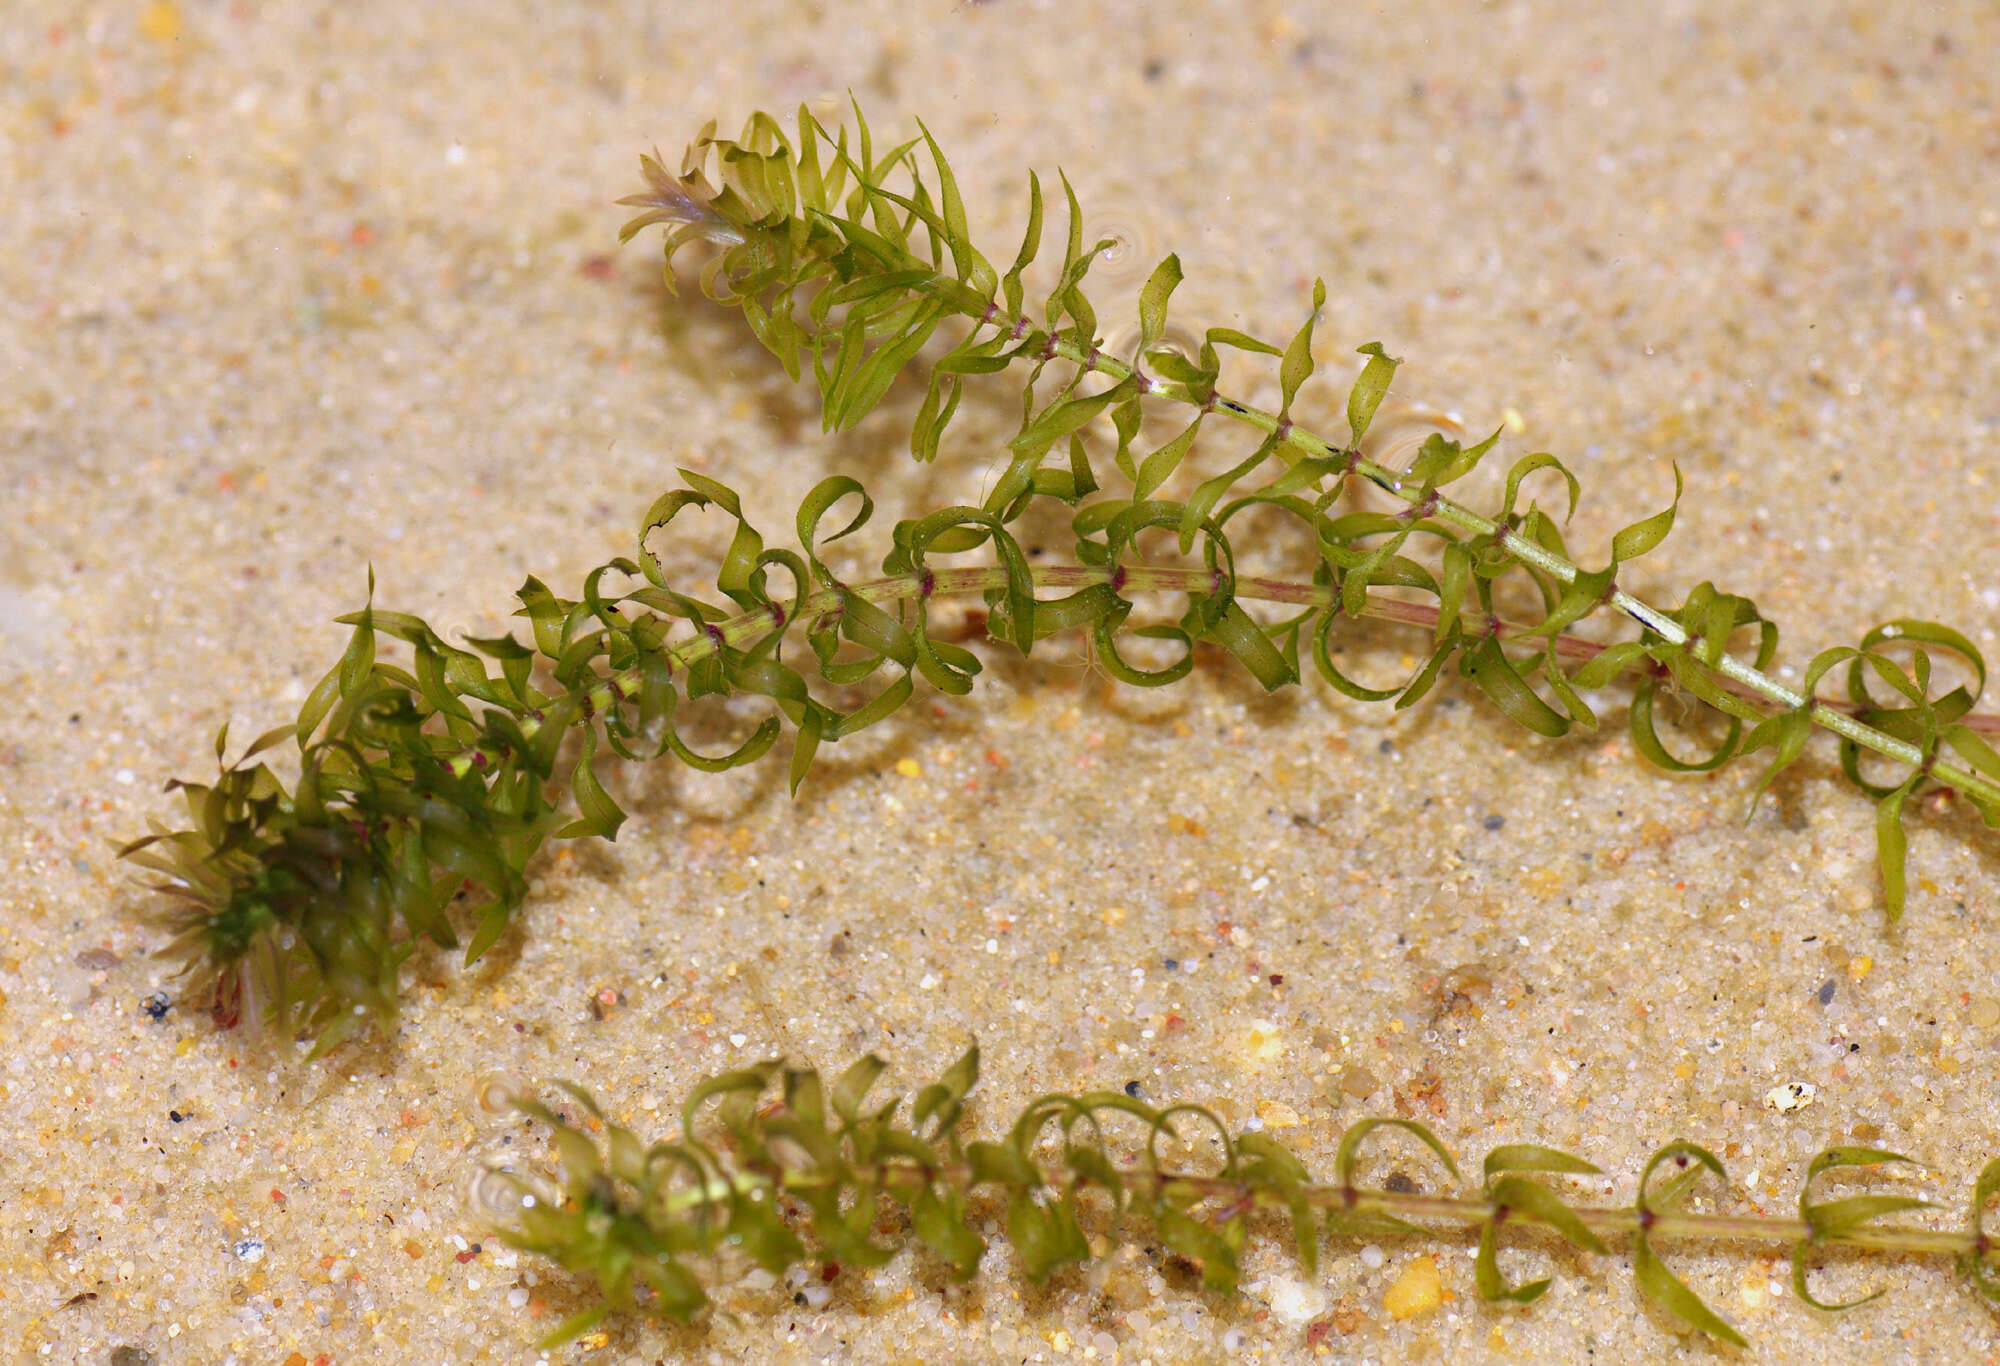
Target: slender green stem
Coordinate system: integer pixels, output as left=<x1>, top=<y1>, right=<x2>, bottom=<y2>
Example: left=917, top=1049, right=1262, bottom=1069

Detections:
left=643, top=1152, right=1982, bottom=1264
left=449, top=558, right=2000, bottom=782
left=495, top=1045, right=2000, bottom=1344
left=978, top=314, right=2000, bottom=814
left=729, top=148, right=1994, bottom=802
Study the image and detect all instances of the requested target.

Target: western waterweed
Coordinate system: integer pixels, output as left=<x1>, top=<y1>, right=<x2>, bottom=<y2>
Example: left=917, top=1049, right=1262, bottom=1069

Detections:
left=121, top=104, right=2000, bottom=1343
left=480, top=1047, right=2000, bottom=1349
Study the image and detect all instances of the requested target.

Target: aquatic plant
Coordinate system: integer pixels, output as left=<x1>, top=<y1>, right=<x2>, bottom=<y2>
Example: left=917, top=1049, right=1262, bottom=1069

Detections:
left=121, top=105, right=2000, bottom=1343
left=481, top=1047, right=2000, bottom=1349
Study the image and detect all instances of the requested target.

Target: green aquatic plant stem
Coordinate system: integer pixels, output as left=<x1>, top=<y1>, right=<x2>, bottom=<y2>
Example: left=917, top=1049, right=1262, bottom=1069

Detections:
left=490, top=1048, right=2000, bottom=1348
left=449, top=558, right=2000, bottom=784
left=440, top=561, right=1422, bottom=781
left=645, top=156, right=2000, bottom=821
left=643, top=1155, right=1981, bottom=1263
left=615, top=102, right=2000, bottom=922
left=1125, top=360, right=1997, bottom=804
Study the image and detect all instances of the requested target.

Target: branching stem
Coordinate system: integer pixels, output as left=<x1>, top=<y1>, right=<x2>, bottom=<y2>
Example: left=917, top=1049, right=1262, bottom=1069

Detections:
left=949, top=295, right=2000, bottom=815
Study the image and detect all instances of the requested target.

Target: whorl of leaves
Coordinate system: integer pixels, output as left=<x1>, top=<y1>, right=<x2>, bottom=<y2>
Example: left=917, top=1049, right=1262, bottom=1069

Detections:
left=124, top=103, right=2000, bottom=1051
left=482, top=1047, right=2000, bottom=1349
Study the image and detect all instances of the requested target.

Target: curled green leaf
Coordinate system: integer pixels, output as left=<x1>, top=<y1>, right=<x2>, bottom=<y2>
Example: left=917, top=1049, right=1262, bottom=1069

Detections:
left=1136, top=253, right=1183, bottom=356
left=1609, top=464, right=1683, bottom=564
left=1464, top=634, right=1569, bottom=739
left=1335, top=1117, right=1462, bottom=1192
left=1346, top=342, right=1400, bottom=444
left=1791, top=1147, right=1928, bottom=1311
left=1633, top=1142, right=1744, bottom=1347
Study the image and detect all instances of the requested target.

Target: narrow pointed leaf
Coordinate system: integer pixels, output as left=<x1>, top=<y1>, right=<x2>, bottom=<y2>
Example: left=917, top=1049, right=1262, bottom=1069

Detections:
left=1277, top=278, right=1324, bottom=414
left=1633, top=1238, right=1747, bottom=1347
left=1137, top=254, right=1183, bottom=355
left=1610, top=465, right=1683, bottom=564
left=1346, top=342, right=1401, bottom=444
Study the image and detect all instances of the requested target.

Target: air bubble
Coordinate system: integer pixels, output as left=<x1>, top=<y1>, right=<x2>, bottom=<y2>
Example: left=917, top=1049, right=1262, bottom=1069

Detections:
left=474, top=1073, right=520, bottom=1114
left=1358, top=401, right=1468, bottom=468
left=468, top=1166, right=532, bottom=1222
left=1083, top=212, right=1161, bottom=296
left=1098, top=315, right=1201, bottom=367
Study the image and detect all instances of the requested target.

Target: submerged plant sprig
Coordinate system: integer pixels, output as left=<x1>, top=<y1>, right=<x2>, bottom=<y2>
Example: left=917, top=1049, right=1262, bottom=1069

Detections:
left=108, top=474, right=1652, bottom=1047
left=484, top=1046, right=2000, bottom=1349
left=625, top=103, right=2000, bottom=914
left=124, top=104, right=2000, bottom=1051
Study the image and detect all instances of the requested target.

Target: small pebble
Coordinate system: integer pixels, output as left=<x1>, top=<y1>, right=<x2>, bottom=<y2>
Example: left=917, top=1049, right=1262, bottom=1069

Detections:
left=1337, top=1066, right=1379, bottom=1100
left=1764, top=1081, right=1818, bottom=1114
left=1384, top=1254, right=1443, bottom=1320
left=1264, top=1274, right=1327, bottom=1324
left=1256, top=1100, right=1302, bottom=1129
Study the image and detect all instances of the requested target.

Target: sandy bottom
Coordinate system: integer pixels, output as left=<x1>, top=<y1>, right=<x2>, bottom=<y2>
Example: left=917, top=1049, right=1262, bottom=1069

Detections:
left=5, top=2, right=2000, bottom=1363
